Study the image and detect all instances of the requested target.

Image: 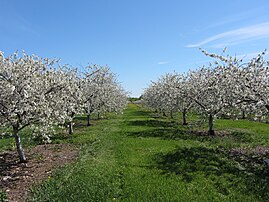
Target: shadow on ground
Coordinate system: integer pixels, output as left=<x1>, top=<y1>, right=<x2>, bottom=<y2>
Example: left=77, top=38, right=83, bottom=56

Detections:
left=128, top=119, right=176, bottom=128
left=0, top=152, right=17, bottom=175
left=126, top=110, right=153, bottom=117
left=127, top=118, right=254, bottom=144
left=126, top=126, right=253, bottom=145
left=154, top=146, right=269, bottom=199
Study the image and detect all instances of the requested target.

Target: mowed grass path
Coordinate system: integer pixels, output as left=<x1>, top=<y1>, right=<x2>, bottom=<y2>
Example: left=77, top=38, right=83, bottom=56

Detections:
left=30, top=104, right=269, bottom=201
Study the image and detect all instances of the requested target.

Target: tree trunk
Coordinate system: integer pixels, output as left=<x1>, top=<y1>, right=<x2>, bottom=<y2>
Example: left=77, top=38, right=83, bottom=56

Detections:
left=87, top=114, right=91, bottom=126
left=242, top=110, right=246, bottom=119
left=98, top=112, right=100, bottom=119
left=266, top=105, right=269, bottom=112
left=182, top=110, right=187, bottom=125
left=68, top=113, right=75, bottom=134
left=170, top=110, right=173, bottom=119
left=13, top=126, right=27, bottom=163
left=68, top=121, right=74, bottom=135
left=208, top=114, right=215, bottom=135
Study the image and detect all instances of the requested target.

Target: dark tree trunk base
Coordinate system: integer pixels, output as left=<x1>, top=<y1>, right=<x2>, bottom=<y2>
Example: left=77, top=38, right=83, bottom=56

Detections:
left=87, top=115, right=91, bottom=126
left=19, top=159, right=28, bottom=163
left=208, top=130, right=215, bottom=136
left=242, top=110, right=246, bottom=119
left=208, top=114, right=214, bottom=136
left=13, top=126, right=27, bottom=163
left=68, top=122, right=73, bottom=135
left=68, top=113, right=75, bottom=134
left=182, top=111, right=187, bottom=126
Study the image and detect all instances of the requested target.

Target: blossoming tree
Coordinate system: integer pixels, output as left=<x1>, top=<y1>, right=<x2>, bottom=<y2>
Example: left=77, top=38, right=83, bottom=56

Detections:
left=0, top=52, right=69, bottom=162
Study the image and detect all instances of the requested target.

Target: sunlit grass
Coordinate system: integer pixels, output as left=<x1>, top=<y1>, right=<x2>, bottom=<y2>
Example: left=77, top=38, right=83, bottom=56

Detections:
left=1, top=104, right=269, bottom=201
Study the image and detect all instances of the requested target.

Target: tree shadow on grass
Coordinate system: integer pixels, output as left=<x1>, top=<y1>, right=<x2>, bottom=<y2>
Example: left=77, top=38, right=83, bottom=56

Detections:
left=127, top=128, right=190, bottom=140
left=154, top=146, right=269, bottom=199
left=50, top=133, right=73, bottom=142
left=155, top=147, right=238, bottom=180
left=127, top=127, right=218, bottom=142
left=73, top=117, right=99, bottom=128
left=127, top=121, right=254, bottom=145
left=74, top=116, right=87, bottom=121
left=128, top=119, right=176, bottom=128
left=127, top=110, right=153, bottom=117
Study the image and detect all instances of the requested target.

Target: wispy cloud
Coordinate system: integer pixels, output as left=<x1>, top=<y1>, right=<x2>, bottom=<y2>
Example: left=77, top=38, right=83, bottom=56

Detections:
left=186, top=22, right=269, bottom=48
left=0, top=10, right=38, bottom=36
left=18, top=16, right=38, bottom=35
left=236, top=51, right=268, bottom=60
left=157, top=61, right=168, bottom=65
left=204, top=8, right=263, bottom=30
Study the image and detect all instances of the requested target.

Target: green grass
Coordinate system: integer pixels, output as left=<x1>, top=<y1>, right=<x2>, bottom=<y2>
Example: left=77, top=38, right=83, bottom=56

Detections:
left=0, top=127, right=38, bottom=153
left=0, top=189, right=6, bottom=202
left=1, top=104, right=269, bottom=201
left=216, top=119, right=269, bottom=146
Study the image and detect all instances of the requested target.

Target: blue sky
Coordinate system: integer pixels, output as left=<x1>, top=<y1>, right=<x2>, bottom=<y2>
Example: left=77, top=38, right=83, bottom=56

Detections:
left=1, top=0, right=269, bottom=97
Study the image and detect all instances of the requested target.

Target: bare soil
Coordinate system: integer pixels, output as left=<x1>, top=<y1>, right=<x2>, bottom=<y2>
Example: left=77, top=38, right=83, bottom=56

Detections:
left=190, top=130, right=230, bottom=137
left=228, top=146, right=269, bottom=176
left=229, top=145, right=269, bottom=164
left=0, top=144, right=79, bottom=202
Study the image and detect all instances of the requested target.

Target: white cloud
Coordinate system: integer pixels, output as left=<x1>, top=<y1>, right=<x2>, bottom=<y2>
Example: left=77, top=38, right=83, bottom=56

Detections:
left=186, top=22, right=269, bottom=48
left=236, top=51, right=268, bottom=60
left=157, top=61, right=168, bottom=65
left=203, top=8, right=262, bottom=30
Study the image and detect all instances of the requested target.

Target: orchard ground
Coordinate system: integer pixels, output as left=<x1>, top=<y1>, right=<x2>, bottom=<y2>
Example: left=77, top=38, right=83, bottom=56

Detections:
left=1, top=104, right=269, bottom=201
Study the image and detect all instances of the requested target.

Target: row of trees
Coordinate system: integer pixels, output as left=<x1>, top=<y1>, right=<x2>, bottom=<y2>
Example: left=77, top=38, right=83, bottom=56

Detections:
left=0, top=51, right=128, bottom=162
left=142, top=49, right=269, bottom=135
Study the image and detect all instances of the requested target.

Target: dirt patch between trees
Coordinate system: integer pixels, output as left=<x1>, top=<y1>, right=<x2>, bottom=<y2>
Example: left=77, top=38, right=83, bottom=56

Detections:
left=227, top=145, right=269, bottom=177
left=229, top=145, right=269, bottom=165
left=190, top=130, right=230, bottom=137
left=0, top=144, right=79, bottom=202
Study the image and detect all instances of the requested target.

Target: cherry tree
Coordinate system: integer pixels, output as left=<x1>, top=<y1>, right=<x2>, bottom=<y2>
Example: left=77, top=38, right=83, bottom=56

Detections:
left=0, top=52, right=69, bottom=162
left=81, top=65, right=107, bottom=126
left=143, top=65, right=232, bottom=135
left=144, top=74, right=181, bottom=117
left=59, top=67, right=83, bottom=134
left=201, top=49, right=269, bottom=118
left=142, top=73, right=193, bottom=125
left=159, top=73, right=181, bottom=118
left=142, top=82, right=162, bottom=112
left=187, top=64, right=235, bottom=135
left=81, top=65, right=128, bottom=125
left=97, top=83, right=128, bottom=115
left=174, top=74, right=194, bottom=125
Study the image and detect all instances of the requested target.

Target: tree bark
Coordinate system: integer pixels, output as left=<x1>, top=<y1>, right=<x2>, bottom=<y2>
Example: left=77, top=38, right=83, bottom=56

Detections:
left=13, top=126, right=27, bottom=163
left=87, top=114, right=91, bottom=126
left=68, top=121, right=74, bottom=135
left=208, top=114, right=215, bottom=135
left=68, top=113, right=75, bottom=134
left=242, top=110, right=246, bottom=119
left=265, top=105, right=269, bottom=112
left=170, top=110, right=173, bottom=119
left=182, top=109, right=187, bottom=125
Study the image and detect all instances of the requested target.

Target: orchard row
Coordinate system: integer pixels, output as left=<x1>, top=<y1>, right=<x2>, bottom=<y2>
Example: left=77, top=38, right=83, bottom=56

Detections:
left=0, top=51, right=128, bottom=162
left=142, top=49, right=269, bottom=135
